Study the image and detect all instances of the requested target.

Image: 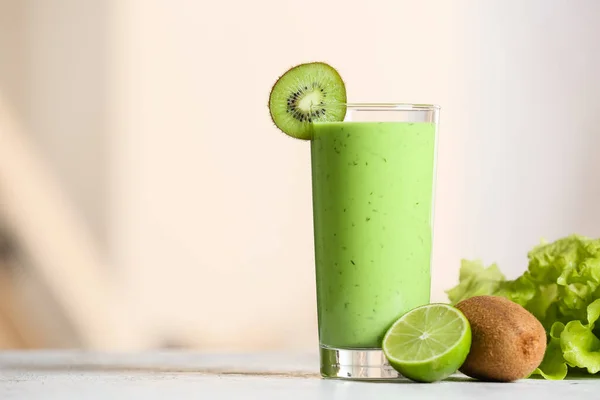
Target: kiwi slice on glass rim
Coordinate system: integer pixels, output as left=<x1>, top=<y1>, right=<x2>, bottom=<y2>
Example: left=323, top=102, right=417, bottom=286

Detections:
left=268, top=62, right=347, bottom=140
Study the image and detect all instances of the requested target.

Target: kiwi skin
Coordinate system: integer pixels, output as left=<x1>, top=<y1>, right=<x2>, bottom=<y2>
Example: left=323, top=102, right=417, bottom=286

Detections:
left=455, top=295, right=546, bottom=382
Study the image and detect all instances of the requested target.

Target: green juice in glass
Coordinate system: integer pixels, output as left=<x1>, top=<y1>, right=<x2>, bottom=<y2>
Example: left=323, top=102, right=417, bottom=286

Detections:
left=311, top=121, right=436, bottom=349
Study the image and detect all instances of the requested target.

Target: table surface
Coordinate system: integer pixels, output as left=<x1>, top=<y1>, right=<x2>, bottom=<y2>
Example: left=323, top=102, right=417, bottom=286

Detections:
left=0, top=351, right=597, bottom=399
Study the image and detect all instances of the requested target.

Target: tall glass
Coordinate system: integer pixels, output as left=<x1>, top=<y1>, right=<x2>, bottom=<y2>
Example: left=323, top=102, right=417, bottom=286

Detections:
left=310, top=103, right=440, bottom=379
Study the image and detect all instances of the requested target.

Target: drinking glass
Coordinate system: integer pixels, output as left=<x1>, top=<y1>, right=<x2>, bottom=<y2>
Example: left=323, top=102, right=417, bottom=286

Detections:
left=310, top=103, right=440, bottom=379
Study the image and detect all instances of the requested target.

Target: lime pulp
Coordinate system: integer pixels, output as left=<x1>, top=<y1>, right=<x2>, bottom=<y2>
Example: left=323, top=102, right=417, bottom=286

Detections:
left=382, top=303, right=472, bottom=382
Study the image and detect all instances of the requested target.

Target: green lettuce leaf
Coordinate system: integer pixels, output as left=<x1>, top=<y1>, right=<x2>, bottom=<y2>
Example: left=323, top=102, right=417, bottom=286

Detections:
left=530, top=322, right=567, bottom=380
left=447, top=234, right=600, bottom=380
left=561, top=299, right=600, bottom=374
left=495, top=274, right=537, bottom=309
left=446, top=259, right=505, bottom=304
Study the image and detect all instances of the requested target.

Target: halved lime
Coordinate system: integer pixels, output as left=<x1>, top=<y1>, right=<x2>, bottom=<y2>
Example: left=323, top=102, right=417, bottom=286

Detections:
left=382, top=303, right=471, bottom=383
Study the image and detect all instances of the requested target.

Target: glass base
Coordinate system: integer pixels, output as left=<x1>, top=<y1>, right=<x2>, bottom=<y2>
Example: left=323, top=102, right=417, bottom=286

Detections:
left=320, top=345, right=402, bottom=380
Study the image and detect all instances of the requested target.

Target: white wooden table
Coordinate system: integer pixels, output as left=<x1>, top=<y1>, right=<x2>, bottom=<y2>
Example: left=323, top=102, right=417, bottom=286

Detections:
left=0, top=351, right=596, bottom=399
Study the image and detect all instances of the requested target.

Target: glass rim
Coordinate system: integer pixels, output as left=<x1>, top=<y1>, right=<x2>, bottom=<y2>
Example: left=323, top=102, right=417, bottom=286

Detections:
left=329, top=103, right=440, bottom=111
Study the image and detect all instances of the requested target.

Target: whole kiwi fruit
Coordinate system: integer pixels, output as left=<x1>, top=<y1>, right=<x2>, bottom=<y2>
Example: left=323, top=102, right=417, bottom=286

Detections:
left=455, top=295, right=546, bottom=382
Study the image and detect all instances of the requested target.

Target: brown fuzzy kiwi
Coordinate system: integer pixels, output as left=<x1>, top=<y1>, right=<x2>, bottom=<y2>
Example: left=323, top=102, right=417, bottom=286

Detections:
left=455, top=295, right=546, bottom=382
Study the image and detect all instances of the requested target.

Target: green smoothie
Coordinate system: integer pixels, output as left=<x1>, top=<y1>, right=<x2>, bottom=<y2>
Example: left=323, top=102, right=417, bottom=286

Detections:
left=311, top=121, right=436, bottom=348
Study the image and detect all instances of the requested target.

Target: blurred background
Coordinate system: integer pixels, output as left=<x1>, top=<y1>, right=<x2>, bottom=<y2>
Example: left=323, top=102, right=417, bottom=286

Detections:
left=0, top=0, right=599, bottom=351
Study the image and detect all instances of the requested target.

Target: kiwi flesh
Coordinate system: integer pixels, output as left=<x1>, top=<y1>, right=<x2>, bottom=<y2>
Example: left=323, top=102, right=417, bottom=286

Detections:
left=456, top=295, right=546, bottom=382
left=269, top=62, right=347, bottom=140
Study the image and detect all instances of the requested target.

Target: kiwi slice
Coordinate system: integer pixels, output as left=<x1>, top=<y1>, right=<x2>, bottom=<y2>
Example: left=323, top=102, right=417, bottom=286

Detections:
left=269, top=62, right=347, bottom=140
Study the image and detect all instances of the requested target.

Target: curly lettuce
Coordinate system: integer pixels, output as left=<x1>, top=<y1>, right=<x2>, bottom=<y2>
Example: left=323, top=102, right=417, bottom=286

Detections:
left=447, top=235, right=600, bottom=380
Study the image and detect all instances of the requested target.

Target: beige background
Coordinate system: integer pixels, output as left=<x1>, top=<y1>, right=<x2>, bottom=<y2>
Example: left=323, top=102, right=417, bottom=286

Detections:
left=1, top=0, right=599, bottom=350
